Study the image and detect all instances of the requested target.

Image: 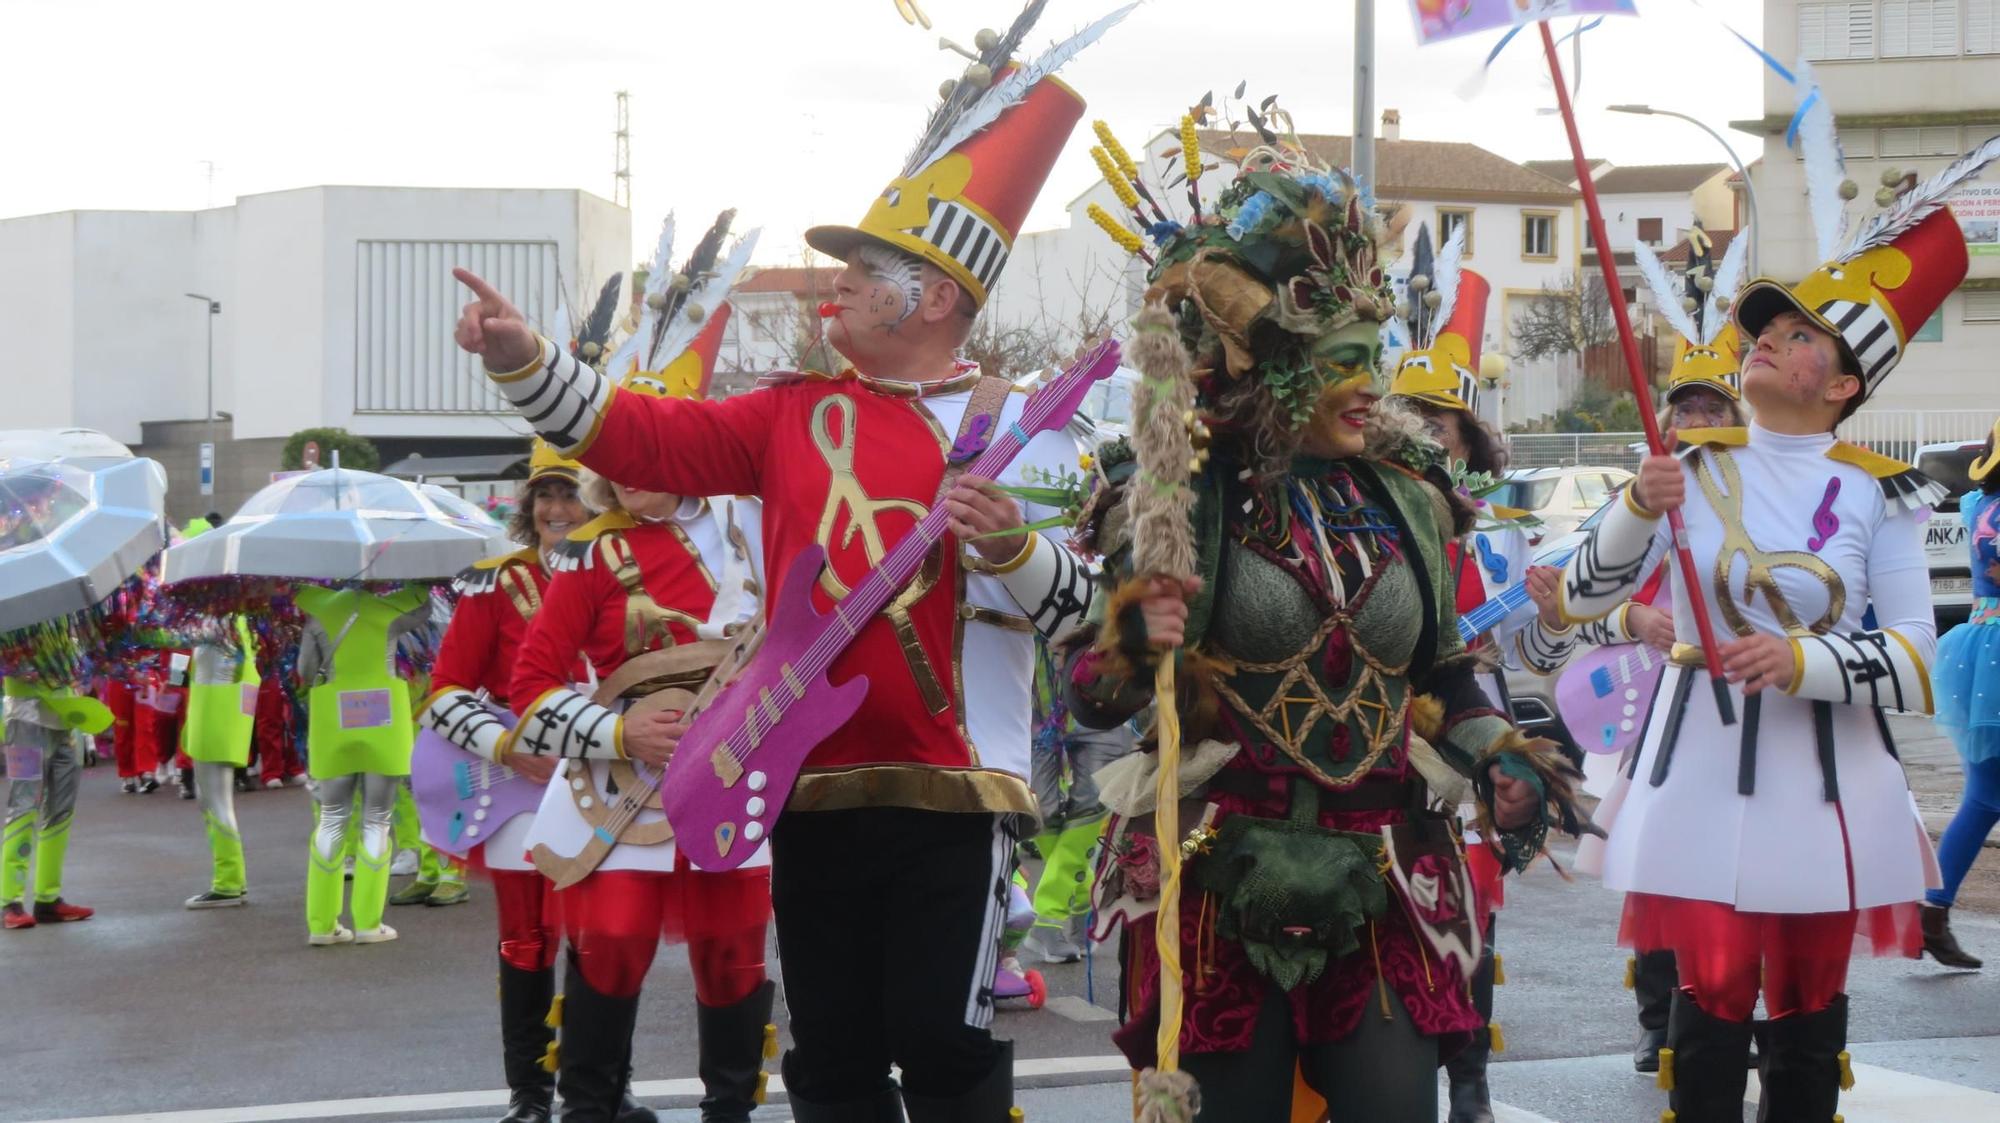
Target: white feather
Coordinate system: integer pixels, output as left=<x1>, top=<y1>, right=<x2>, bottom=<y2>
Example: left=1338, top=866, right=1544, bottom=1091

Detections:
left=646, top=228, right=761, bottom=372
left=910, top=2, right=1138, bottom=174
left=1843, top=133, right=2000, bottom=259
left=1632, top=240, right=1701, bottom=345
left=547, top=292, right=574, bottom=353
left=1792, top=63, right=1849, bottom=263
left=1702, top=226, right=1750, bottom=345
left=1428, top=224, right=1467, bottom=345
left=642, top=214, right=678, bottom=300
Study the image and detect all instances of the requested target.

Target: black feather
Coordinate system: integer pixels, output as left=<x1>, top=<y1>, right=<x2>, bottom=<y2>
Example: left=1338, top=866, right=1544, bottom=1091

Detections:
left=901, top=0, right=1049, bottom=177
left=647, top=209, right=735, bottom=360
left=1406, top=224, right=1436, bottom=343
left=579, top=274, right=623, bottom=351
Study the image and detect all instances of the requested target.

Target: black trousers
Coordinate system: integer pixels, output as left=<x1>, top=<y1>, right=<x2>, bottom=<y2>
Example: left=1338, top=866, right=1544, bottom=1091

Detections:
left=771, top=806, right=1012, bottom=1104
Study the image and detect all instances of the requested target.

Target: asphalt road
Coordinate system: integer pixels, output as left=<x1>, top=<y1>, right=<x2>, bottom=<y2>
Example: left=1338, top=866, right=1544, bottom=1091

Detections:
left=6, top=714, right=1999, bottom=1122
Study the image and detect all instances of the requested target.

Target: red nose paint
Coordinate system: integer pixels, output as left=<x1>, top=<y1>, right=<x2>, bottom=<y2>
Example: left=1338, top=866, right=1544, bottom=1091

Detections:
left=817, top=302, right=840, bottom=319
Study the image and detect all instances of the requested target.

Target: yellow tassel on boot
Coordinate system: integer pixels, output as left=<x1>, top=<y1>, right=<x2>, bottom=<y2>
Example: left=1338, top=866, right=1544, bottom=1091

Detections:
left=1489, top=1023, right=1506, bottom=1054
left=544, top=993, right=565, bottom=1030
left=1838, top=1051, right=1855, bottom=1091
left=1010, top=1110, right=1025, bottom=1122
left=1656, top=1047, right=1675, bottom=1091
left=1660, top=1112, right=1677, bottom=1122
left=763, top=1023, right=779, bottom=1060
left=1493, top=954, right=1506, bottom=986
left=540, top=1041, right=560, bottom=1074
left=1625, top=956, right=1637, bottom=990
left=754, top=1072, right=769, bottom=1106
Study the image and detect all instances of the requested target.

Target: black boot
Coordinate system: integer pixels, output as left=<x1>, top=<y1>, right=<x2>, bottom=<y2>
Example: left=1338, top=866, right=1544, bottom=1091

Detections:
left=901, top=1038, right=1015, bottom=1123
left=1446, top=943, right=1496, bottom=1123
left=1921, top=903, right=1983, bottom=969
left=555, top=954, right=643, bottom=1123
left=498, top=961, right=555, bottom=1123
left=696, top=979, right=777, bottom=1122
left=1633, top=949, right=1677, bottom=1073
left=1756, top=995, right=1849, bottom=1123
left=781, top=1050, right=904, bottom=1123
left=1662, top=990, right=1752, bottom=1123
left=613, top=1084, right=657, bottom=1123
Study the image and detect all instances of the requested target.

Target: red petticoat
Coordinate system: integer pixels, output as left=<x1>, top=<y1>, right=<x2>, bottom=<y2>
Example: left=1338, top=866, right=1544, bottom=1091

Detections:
left=1618, top=892, right=1920, bottom=961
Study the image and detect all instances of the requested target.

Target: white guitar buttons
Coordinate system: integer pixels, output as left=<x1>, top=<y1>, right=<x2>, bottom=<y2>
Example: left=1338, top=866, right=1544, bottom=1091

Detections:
left=746, top=797, right=766, bottom=817
left=744, top=821, right=765, bottom=842
left=747, top=771, right=768, bottom=792
left=473, top=808, right=488, bottom=821
left=579, top=796, right=594, bottom=810
left=465, top=824, right=480, bottom=838
left=478, top=794, right=492, bottom=807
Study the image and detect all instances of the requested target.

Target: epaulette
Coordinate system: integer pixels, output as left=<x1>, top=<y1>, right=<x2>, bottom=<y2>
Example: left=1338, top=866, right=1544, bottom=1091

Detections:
left=451, top=547, right=539, bottom=596
left=753, top=368, right=847, bottom=389
left=553, top=509, right=639, bottom=571
left=1826, top=441, right=1948, bottom=513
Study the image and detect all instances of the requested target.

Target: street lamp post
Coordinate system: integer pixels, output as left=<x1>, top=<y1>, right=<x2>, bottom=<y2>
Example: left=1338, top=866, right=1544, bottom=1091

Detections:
left=184, top=293, right=221, bottom=502
left=1607, top=104, right=1760, bottom=277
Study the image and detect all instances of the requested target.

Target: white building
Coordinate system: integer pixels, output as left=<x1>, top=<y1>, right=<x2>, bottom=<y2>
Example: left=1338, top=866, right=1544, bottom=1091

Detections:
left=0, top=186, right=629, bottom=518
left=1744, top=0, right=2000, bottom=430
left=988, top=116, right=1585, bottom=430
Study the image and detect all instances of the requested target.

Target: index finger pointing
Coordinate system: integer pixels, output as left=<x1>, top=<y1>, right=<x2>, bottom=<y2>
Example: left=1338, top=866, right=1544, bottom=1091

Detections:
left=453, top=267, right=503, bottom=304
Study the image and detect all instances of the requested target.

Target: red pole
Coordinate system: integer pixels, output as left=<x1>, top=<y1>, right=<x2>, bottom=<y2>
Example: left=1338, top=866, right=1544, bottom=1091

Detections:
left=1538, top=21, right=1735, bottom=725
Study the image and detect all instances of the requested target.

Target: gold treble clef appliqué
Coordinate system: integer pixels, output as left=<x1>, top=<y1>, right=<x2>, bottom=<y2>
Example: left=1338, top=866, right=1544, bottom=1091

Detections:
left=809, top=393, right=950, bottom=713
left=1694, top=449, right=1845, bottom=637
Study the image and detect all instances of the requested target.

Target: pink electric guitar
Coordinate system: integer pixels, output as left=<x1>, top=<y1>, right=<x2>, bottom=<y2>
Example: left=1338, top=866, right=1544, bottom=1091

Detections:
left=1556, top=642, right=1668, bottom=756
left=409, top=709, right=541, bottom=859
left=661, top=339, right=1122, bottom=870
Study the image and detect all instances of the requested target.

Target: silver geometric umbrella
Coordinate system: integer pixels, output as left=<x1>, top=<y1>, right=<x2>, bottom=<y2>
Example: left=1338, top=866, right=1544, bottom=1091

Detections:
left=161, top=466, right=512, bottom=585
left=0, top=456, right=168, bottom=633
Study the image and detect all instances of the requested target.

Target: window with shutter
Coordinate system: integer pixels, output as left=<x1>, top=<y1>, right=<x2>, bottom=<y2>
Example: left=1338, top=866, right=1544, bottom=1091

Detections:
left=1921, top=126, right=1960, bottom=155
left=1801, top=2, right=1880, bottom=59
left=1881, top=127, right=1921, bottom=158
left=1971, top=0, right=2000, bottom=53
left=1881, top=0, right=1959, bottom=57
left=1637, top=217, right=1664, bottom=244
left=1963, top=291, right=2000, bottom=323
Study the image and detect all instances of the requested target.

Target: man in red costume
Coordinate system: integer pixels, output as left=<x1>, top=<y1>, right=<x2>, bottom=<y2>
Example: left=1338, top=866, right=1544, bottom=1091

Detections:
left=451, top=19, right=1119, bottom=1117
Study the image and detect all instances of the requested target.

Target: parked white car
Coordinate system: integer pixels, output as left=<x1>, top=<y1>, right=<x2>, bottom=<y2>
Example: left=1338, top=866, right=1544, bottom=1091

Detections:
left=1492, top=465, right=1635, bottom=545
left=1915, top=438, right=1988, bottom=629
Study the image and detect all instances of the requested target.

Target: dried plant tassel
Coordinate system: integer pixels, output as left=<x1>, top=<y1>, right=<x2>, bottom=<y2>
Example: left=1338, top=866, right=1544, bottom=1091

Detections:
left=1124, top=299, right=1200, bottom=1118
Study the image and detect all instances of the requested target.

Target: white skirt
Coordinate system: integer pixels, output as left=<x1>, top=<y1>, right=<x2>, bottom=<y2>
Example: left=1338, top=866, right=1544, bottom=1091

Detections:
left=1598, top=665, right=1939, bottom=913
left=522, top=759, right=771, bottom=873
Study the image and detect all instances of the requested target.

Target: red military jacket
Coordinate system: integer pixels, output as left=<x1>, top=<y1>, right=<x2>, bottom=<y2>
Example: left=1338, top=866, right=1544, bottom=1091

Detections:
left=432, top=547, right=549, bottom=709
left=566, top=370, right=1009, bottom=814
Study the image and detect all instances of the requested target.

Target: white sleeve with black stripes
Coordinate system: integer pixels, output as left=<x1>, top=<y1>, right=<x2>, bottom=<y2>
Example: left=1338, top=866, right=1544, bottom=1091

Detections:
left=992, top=532, right=1098, bottom=642
left=419, top=688, right=512, bottom=763
left=1788, top=506, right=1937, bottom=714
left=486, top=337, right=613, bottom=456
left=1560, top=488, right=1669, bottom=626
left=507, top=687, right=625, bottom=760
left=1512, top=619, right=1580, bottom=677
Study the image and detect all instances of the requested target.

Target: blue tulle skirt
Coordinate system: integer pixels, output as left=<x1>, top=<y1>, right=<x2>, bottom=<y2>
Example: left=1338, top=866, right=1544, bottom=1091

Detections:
left=1934, top=615, right=2000, bottom=765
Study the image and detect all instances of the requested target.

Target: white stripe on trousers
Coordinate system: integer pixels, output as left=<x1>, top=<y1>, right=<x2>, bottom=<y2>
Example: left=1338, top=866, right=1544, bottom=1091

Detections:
left=962, top=813, right=1013, bottom=1030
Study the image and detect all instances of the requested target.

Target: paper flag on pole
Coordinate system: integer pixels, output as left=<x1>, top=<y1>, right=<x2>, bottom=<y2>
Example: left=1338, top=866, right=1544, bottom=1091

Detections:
left=1410, top=0, right=1637, bottom=45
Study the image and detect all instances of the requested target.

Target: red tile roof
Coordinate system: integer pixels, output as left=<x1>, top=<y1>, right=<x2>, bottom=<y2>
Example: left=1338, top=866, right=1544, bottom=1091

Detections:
left=1660, top=227, right=1741, bottom=266
left=1588, top=163, right=1730, bottom=194
left=1191, top=130, right=1578, bottom=203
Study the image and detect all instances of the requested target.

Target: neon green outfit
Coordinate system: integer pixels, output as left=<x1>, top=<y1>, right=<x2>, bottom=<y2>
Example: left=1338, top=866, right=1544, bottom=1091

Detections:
left=295, top=586, right=428, bottom=943
left=1024, top=643, right=1130, bottom=959
left=183, top=618, right=260, bottom=903
left=4, top=678, right=108, bottom=919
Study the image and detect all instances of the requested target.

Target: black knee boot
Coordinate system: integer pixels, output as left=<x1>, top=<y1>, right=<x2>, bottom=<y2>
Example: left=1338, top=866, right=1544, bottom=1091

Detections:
left=1446, top=942, right=1497, bottom=1123
left=696, top=980, right=777, bottom=1122
left=901, top=1038, right=1016, bottom=1123
left=1661, top=990, right=1752, bottom=1123
left=781, top=1050, right=904, bottom=1123
left=498, top=961, right=555, bottom=1123
left=1633, top=949, right=1678, bottom=1073
left=554, top=954, right=643, bottom=1123
left=1756, top=994, right=1848, bottom=1123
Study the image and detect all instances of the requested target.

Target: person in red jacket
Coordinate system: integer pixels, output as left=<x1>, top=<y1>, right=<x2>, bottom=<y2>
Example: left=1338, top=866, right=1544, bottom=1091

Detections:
left=452, top=20, right=1121, bottom=1117
left=415, top=440, right=600, bottom=1123
left=507, top=457, right=770, bottom=1123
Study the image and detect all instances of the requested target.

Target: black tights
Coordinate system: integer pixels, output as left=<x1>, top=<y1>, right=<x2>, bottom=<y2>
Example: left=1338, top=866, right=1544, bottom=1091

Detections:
left=1179, top=985, right=1440, bottom=1123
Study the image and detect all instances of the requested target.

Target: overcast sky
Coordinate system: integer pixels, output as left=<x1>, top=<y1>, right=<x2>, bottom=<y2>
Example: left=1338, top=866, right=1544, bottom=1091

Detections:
left=1, top=0, right=1767, bottom=268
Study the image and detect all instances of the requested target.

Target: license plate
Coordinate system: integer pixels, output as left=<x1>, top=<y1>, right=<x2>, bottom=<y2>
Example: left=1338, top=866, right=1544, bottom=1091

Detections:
left=1932, top=576, right=1973, bottom=598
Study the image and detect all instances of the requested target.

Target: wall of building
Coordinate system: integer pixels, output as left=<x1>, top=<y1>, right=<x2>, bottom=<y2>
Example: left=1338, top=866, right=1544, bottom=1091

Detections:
left=1593, top=190, right=1698, bottom=251
left=1690, top=172, right=1740, bottom=232
left=69, top=211, right=210, bottom=444
left=230, top=188, right=328, bottom=442
left=0, top=213, right=75, bottom=431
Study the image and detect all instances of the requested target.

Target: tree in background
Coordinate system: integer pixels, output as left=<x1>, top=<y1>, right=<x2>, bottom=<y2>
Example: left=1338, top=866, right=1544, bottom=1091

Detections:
left=282, top=427, right=379, bottom=472
left=1512, top=271, right=1616, bottom=362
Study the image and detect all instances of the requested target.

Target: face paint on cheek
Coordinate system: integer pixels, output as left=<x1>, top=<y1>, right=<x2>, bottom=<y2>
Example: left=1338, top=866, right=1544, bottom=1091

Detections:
left=856, top=245, right=925, bottom=325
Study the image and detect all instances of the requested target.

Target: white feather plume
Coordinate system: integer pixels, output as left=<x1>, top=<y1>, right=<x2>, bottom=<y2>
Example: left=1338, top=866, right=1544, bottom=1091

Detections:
left=1702, top=226, right=1750, bottom=345
left=601, top=216, right=678, bottom=380
left=646, top=228, right=761, bottom=372
left=1632, top=239, right=1702, bottom=345
left=1842, top=133, right=2000, bottom=260
left=1428, top=224, right=1467, bottom=344
left=1792, top=62, right=1849, bottom=263
left=908, top=2, right=1138, bottom=175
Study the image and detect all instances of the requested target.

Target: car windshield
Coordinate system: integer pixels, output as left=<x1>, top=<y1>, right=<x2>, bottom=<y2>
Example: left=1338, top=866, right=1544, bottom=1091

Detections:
left=1917, top=447, right=1982, bottom=500
left=1493, top=476, right=1559, bottom=511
